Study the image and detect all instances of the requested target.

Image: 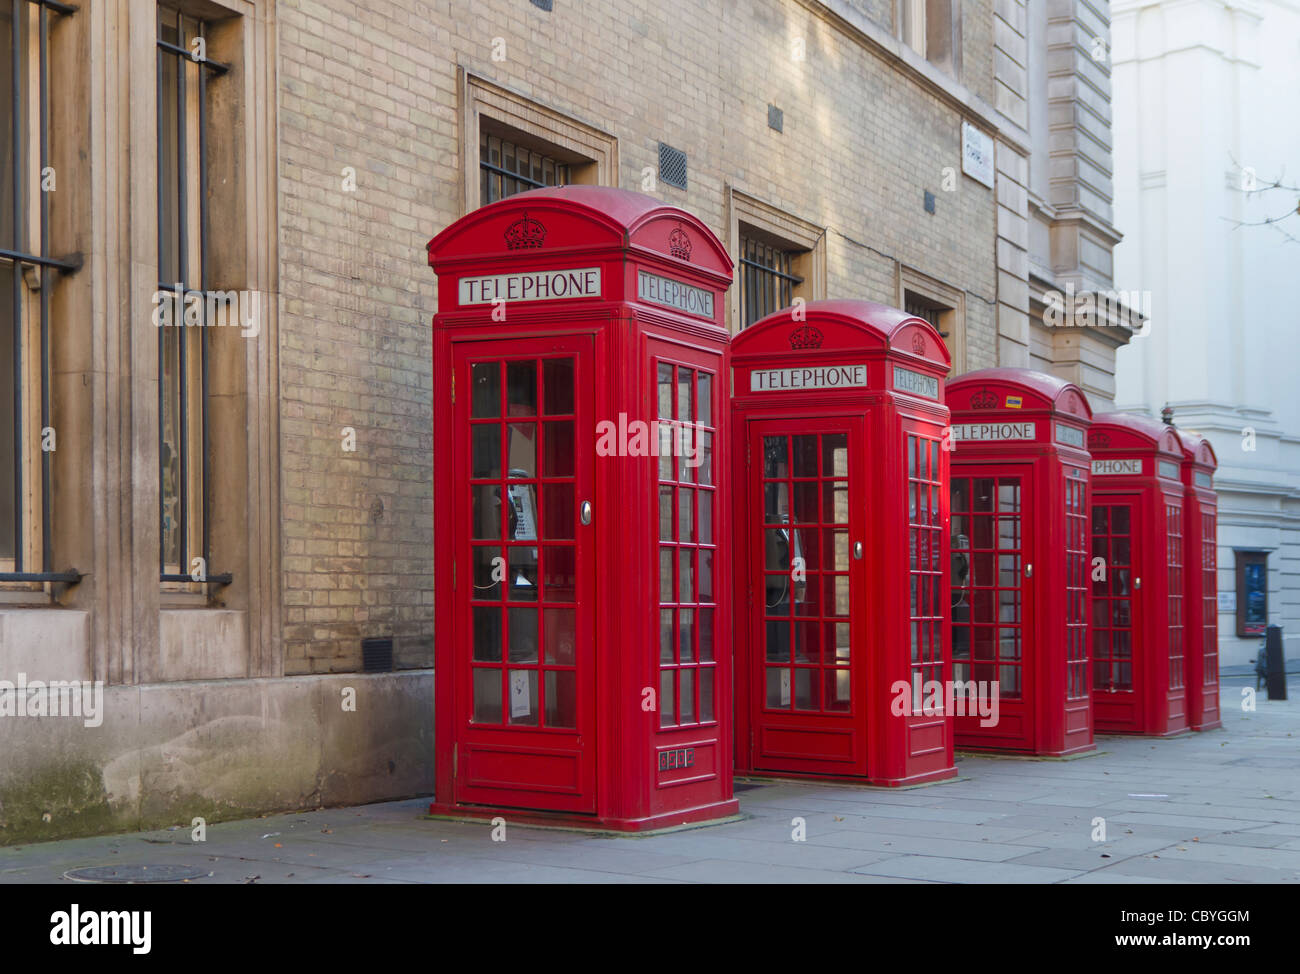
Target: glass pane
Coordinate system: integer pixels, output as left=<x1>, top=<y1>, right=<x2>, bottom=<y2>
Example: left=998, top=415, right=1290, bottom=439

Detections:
left=698, top=549, right=713, bottom=602
left=765, top=482, right=789, bottom=523
left=793, top=482, right=818, bottom=524
left=543, top=545, right=575, bottom=602
left=678, top=487, right=694, bottom=542
left=680, top=668, right=695, bottom=723
left=507, top=607, right=538, bottom=661
left=471, top=362, right=500, bottom=417
left=824, top=668, right=851, bottom=712
left=659, top=486, right=674, bottom=541
left=679, top=548, right=694, bottom=602
left=506, top=547, right=537, bottom=599
left=973, top=478, right=995, bottom=512
left=473, top=606, right=502, bottom=661
left=794, top=668, right=816, bottom=709
left=1112, top=506, right=1130, bottom=534
left=506, top=424, right=536, bottom=479
left=823, top=434, right=848, bottom=477
left=473, top=669, right=502, bottom=723
left=660, top=549, right=673, bottom=603
left=657, top=363, right=673, bottom=419
left=699, top=667, right=715, bottom=722
left=506, top=360, right=536, bottom=415
left=766, top=620, right=788, bottom=660
left=677, top=367, right=693, bottom=421
left=766, top=667, right=791, bottom=708
left=698, top=607, right=714, bottom=662
left=660, top=669, right=675, bottom=727
left=542, top=422, right=574, bottom=477
left=508, top=669, right=538, bottom=725
left=471, top=425, right=501, bottom=478
left=506, top=483, right=538, bottom=542
left=830, top=622, right=850, bottom=661
left=763, top=436, right=788, bottom=478
left=472, top=546, right=502, bottom=600
left=951, top=479, right=969, bottom=512
left=823, top=481, right=848, bottom=524
left=660, top=609, right=674, bottom=663
left=544, top=670, right=576, bottom=728
left=542, top=358, right=574, bottom=414
left=472, top=485, right=502, bottom=540
left=697, top=373, right=712, bottom=426
left=541, top=483, right=574, bottom=539
left=544, top=607, right=576, bottom=665
left=792, top=435, right=818, bottom=477
left=698, top=491, right=713, bottom=544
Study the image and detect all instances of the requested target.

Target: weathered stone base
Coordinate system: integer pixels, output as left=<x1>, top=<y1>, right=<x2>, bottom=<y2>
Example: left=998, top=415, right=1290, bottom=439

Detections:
left=0, top=671, right=433, bottom=845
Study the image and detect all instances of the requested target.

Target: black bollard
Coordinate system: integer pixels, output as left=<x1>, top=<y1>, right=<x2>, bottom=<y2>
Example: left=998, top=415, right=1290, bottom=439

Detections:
left=1265, top=625, right=1287, bottom=700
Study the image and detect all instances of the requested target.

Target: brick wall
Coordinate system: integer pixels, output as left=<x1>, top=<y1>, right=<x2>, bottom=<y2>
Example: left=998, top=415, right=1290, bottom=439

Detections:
left=275, top=0, right=1003, bottom=671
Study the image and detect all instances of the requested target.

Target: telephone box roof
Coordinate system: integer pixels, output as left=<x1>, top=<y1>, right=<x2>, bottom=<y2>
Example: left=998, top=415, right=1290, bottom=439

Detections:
left=426, top=185, right=732, bottom=276
left=731, top=299, right=951, bottom=369
left=1089, top=411, right=1183, bottom=457
left=948, top=367, right=1092, bottom=420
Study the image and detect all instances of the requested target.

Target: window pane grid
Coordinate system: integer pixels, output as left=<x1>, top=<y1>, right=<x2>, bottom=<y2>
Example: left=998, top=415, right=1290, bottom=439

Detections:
left=1167, top=501, right=1184, bottom=690
left=1202, top=512, right=1217, bottom=687
left=1, top=0, right=74, bottom=581
left=950, top=472, right=1018, bottom=697
left=469, top=356, right=579, bottom=729
left=657, top=360, right=717, bottom=728
left=1090, top=503, right=1133, bottom=691
left=1064, top=476, right=1090, bottom=699
left=479, top=131, right=570, bottom=203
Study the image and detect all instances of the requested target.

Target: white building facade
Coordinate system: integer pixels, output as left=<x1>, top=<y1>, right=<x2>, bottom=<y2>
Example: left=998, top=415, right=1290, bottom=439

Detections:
left=1111, top=0, right=1300, bottom=666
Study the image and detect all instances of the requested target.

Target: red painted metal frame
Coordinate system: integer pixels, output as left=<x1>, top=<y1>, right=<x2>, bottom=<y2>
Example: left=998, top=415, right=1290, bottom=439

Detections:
left=1174, top=430, right=1221, bottom=731
left=945, top=369, right=1095, bottom=756
left=427, top=186, right=738, bottom=830
left=730, top=300, right=956, bottom=787
left=1087, top=413, right=1188, bottom=736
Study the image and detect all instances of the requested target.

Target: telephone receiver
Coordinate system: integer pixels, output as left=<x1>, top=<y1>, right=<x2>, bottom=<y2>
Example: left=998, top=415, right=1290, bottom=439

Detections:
left=951, top=532, right=970, bottom=608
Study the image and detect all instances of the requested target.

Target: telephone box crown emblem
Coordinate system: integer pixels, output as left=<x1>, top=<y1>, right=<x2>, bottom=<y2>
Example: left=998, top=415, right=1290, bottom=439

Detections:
left=505, top=212, right=547, bottom=250
left=910, top=333, right=927, bottom=355
left=970, top=387, right=998, bottom=409
left=668, top=226, right=693, bottom=260
left=1089, top=431, right=1110, bottom=448
left=789, top=325, right=823, bottom=350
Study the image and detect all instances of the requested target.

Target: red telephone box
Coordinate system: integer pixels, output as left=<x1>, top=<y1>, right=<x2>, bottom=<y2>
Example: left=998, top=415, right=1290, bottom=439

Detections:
left=1174, top=429, right=1221, bottom=731
left=944, top=369, right=1095, bottom=755
left=1087, top=413, right=1188, bottom=736
left=730, top=300, right=956, bottom=786
left=426, top=186, right=738, bottom=830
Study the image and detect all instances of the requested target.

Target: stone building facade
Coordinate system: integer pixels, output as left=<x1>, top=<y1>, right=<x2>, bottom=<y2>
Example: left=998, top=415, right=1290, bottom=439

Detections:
left=0, top=0, right=1128, bottom=841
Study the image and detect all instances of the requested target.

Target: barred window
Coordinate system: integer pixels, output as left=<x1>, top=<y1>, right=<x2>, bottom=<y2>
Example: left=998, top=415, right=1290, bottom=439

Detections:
left=738, top=232, right=804, bottom=329
left=156, top=5, right=229, bottom=585
left=479, top=130, right=571, bottom=204
left=1, top=0, right=78, bottom=585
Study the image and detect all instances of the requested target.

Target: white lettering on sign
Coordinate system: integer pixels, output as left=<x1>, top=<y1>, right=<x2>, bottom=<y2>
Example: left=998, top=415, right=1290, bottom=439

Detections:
left=950, top=422, right=1035, bottom=441
left=749, top=365, right=868, bottom=392
left=893, top=366, right=938, bottom=399
left=1055, top=423, right=1085, bottom=448
left=1092, top=458, right=1141, bottom=475
left=458, top=267, right=602, bottom=306
left=637, top=270, right=714, bottom=318
left=1158, top=460, right=1180, bottom=480
left=962, top=121, right=995, bottom=188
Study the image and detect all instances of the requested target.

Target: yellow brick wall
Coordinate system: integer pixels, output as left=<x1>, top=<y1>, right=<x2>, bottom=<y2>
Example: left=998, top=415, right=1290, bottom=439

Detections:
left=276, top=0, right=1003, bottom=671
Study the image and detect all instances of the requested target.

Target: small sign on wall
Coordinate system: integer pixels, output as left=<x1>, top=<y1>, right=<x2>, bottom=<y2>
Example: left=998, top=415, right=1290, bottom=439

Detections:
left=1218, top=591, right=1236, bottom=613
left=962, top=122, right=995, bottom=189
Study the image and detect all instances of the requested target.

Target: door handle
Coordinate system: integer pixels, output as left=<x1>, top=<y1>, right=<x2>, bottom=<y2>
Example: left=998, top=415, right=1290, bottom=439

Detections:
left=580, top=501, right=593, bottom=526
left=1025, top=563, right=1033, bottom=579
left=1134, top=576, right=1141, bottom=590
left=853, top=541, right=864, bottom=560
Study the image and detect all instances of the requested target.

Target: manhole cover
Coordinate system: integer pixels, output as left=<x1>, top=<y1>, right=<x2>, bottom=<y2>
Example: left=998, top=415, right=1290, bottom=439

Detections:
left=63, top=864, right=210, bottom=884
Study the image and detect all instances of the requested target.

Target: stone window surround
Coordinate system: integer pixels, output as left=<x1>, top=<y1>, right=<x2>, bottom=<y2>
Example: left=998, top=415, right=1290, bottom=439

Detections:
left=726, top=188, right=827, bottom=334
left=898, top=264, right=965, bottom=375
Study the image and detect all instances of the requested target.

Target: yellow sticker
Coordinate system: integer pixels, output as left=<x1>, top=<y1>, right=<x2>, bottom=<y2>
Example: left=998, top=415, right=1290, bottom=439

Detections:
left=1006, top=395, right=1023, bottom=408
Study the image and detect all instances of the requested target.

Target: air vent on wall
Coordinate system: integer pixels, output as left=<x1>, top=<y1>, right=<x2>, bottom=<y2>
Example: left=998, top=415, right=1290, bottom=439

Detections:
left=658, top=142, right=687, bottom=190
left=362, top=637, right=394, bottom=673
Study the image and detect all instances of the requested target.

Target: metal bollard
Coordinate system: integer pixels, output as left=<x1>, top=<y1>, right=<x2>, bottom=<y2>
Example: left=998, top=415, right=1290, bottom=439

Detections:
left=1265, top=624, right=1287, bottom=701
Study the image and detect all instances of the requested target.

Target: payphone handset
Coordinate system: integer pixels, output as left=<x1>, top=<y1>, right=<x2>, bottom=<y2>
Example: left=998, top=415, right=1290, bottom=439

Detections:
left=765, top=515, right=807, bottom=608
left=506, top=473, right=538, bottom=542
left=951, top=533, right=970, bottom=608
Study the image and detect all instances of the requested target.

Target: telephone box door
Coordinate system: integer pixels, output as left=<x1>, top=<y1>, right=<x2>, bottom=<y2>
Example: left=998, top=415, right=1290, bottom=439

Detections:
left=950, top=467, right=1034, bottom=743
left=746, top=418, right=867, bottom=776
left=1091, top=498, right=1139, bottom=707
left=453, top=337, right=597, bottom=813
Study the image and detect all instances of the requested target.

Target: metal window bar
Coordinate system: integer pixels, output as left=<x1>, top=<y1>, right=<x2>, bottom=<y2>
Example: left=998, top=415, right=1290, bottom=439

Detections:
left=1, top=0, right=81, bottom=585
left=155, top=8, right=229, bottom=587
left=738, top=236, right=803, bottom=329
left=478, top=131, right=569, bottom=204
